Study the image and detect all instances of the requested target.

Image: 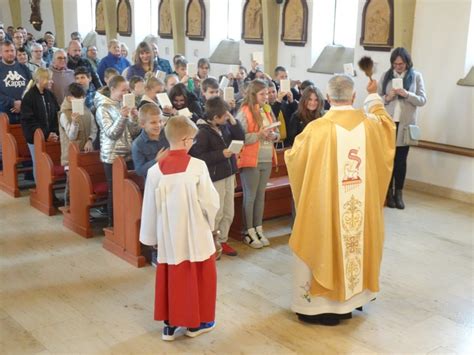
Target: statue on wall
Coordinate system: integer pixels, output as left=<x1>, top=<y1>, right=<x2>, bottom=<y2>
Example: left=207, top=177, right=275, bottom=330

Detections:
left=281, top=0, right=308, bottom=46
left=117, top=0, right=132, bottom=37
left=159, top=0, right=173, bottom=39
left=186, top=0, right=206, bottom=41
left=360, top=0, right=394, bottom=51
left=242, top=0, right=263, bottom=44
left=29, top=0, right=43, bottom=31
left=95, top=0, right=105, bottom=35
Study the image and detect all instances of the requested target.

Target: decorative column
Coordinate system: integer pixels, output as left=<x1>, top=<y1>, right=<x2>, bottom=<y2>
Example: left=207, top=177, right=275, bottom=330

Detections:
left=8, top=0, right=22, bottom=28
left=394, top=0, right=416, bottom=52
left=103, top=0, right=118, bottom=42
left=51, top=0, right=65, bottom=48
left=261, top=0, right=280, bottom=75
left=170, top=0, right=186, bottom=55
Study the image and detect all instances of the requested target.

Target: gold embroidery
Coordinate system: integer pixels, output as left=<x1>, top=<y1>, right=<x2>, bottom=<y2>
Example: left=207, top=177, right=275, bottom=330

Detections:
left=341, top=195, right=363, bottom=293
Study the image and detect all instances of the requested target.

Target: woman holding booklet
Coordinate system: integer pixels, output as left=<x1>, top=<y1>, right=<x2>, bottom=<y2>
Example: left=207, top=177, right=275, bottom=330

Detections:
left=126, top=42, right=158, bottom=80
left=236, top=79, right=280, bottom=249
left=378, top=47, right=426, bottom=209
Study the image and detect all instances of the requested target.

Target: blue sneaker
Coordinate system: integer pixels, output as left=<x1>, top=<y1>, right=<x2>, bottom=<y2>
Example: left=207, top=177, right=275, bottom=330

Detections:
left=162, top=325, right=180, bottom=341
left=185, top=321, right=216, bottom=337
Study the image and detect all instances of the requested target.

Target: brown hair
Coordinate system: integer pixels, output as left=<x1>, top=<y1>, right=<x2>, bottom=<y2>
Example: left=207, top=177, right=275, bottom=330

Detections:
left=296, top=86, right=325, bottom=125
left=241, top=79, right=268, bottom=128
left=205, top=96, right=229, bottom=122
left=133, top=41, right=153, bottom=71
left=108, top=75, right=127, bottom=90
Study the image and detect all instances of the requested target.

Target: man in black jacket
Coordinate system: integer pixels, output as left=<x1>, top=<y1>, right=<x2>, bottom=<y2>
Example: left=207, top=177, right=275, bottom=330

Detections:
left=67, top=40, right=102, bottom=90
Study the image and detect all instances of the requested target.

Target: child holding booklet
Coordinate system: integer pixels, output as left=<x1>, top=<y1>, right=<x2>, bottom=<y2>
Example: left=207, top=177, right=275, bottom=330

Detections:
left=190, top=97, right=245, bottom=258
left=59, top=83, right=97, bottom=205
left=140, top=115, right=220, bottom=341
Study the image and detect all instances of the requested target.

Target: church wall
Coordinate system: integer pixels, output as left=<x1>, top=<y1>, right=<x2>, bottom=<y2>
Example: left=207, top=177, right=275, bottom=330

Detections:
left=0, top=0, right=13, bottom=27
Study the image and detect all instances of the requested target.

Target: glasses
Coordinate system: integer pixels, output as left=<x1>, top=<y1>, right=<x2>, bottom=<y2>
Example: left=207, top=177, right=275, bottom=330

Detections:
left=393, top=62, right=406, bottom=66
left=56, top=57, right=67, bottom=60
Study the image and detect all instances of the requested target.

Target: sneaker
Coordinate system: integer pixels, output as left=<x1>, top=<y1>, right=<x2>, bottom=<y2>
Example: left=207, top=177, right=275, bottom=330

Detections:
left=243, top=228, right=263, bottom=249
left=255, top=226, right=270, bottom=247
left=162, top=325, right=179, bottom=341
left=221, top=242, right=238, bottom=256
left=185, top=321, right=216, bottom=338
left=151, top=249, right=158, bottom=267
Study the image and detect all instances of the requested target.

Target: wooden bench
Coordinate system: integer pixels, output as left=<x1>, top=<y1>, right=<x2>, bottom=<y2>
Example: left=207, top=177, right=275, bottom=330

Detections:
left=29, top=129, right=66, bottom=215
left=0, top=113, right=32, bottom=197
left=103, top=157, right=146, bottom=267
left=62, top=143, right=108, bottom=238
left=101, top=149, right=292, bottom=267
left=230, top=149, right=292, bottom=239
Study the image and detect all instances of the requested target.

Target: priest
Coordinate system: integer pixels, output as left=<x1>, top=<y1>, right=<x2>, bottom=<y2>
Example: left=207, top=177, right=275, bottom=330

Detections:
left=284, top=74, right=396, bottom=326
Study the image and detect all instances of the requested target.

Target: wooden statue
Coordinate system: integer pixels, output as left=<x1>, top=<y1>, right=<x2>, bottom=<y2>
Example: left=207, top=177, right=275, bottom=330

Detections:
left=29, top=0, right=43, bottom=31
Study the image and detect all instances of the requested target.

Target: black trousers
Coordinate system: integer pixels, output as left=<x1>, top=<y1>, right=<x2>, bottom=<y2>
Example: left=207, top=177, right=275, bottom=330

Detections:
left=103, top=160, right=134, bottom=226
left=390, top=123, right=410, bottom=190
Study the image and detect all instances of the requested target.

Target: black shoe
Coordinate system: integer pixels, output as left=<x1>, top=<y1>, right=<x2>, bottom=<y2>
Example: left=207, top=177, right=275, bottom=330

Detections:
left=386, top=188, right=396, bottom=208
left=338, top=312, right=352, bottom=320
left=356, top=306, right=363, bottom=311
left=162, top=325, right=179, bottom=341
left=394, top=189, right=405, bottom=209
left=297, top=313, right=340, bottom=326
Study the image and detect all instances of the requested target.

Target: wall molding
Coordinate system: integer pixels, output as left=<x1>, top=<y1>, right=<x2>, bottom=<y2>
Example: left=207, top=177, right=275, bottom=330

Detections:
left=416, top=140, right=474, bottom=158
left=405, top=179, right=473, bottom=205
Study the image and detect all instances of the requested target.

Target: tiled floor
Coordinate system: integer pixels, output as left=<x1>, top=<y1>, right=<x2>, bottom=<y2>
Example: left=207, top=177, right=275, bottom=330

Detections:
left=0, top=189, right=472, bottom=354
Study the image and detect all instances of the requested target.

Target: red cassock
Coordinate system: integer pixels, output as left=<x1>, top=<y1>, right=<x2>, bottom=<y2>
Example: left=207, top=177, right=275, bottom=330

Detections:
left=147, top=150, right=218, bottom=328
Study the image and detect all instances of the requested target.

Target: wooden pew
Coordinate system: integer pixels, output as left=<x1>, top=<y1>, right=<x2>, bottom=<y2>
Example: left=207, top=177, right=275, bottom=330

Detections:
left=0, top=113, right=32, bottom=197
left=230, top=148, right=292, bottom=239
left=103, top=157, right=146, bottom=267
left=62, top=143, right=107, bottom=238
left=102, top=149, right=292, bottom=267
left=29, top=129, right=66, bottom=215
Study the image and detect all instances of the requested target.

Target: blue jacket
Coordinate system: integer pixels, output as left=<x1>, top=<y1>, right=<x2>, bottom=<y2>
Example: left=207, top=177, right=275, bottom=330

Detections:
left=0, top=61, right=32, bottom=123
left=154, top=57, right=172, bottom=75
left=97, top=53, right=131, bottom=83
left=131, top=129, right=169, bottom=177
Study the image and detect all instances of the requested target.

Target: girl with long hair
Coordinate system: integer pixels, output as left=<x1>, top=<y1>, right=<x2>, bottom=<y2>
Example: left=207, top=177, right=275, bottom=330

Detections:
left=237, top=79, right=279, bottom=249
left=287, top=85, right=325, bottom=145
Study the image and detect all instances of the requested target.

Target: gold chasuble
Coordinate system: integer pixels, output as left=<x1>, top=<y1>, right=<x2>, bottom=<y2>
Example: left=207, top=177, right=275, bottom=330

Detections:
left=285, top=94, right=395, bottom=314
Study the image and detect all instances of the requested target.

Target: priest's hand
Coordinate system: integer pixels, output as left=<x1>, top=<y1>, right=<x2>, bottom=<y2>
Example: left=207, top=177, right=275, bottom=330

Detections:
left=367, top=79, right=378, bottom=94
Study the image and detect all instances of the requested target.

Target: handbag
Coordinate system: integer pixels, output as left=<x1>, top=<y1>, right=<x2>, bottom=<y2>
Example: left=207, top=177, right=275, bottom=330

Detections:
left=403, top=124, right=421, bottom=146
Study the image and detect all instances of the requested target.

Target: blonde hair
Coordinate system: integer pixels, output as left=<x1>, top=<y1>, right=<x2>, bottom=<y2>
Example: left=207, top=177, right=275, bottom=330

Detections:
left=108, top=39, right=120, bottom=49
left=164, top=116, right=197, bottom=144
left=241, top=79, right=268, bottom=128
left=138, top=103, right=161, bottom=124
left=144, top=75, right=163, bottom=91
left=24, top=67, right=51, bottom=94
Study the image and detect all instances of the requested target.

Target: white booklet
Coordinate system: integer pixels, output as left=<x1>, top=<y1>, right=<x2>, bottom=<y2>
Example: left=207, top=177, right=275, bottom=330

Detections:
left=263, top=121, right=281, bottom=130
left=279, top=79, right=291, bottom=93
left=224, top=87, right=234, bottom=102
left=187, top=63, right=197, bottom=77
left=155, top=70, right=166, bottom=81
left=219, top=76, right=229, bottom=91
left=252, top=51, right=264, bottom=64
left=343, top=63, right=355, bottom=76
left=156, top=93, right=172, bottom=108
left=123, top=93, right=135, bottom=108
left=229, top=65, right=240, bottom=76
left=178, top=108, right=193, bottom=118
left=392, top=78, right=403, bottom=90
left=228, top=140, right=244, bottom=154
left=71, top=98, right=84, bottom=115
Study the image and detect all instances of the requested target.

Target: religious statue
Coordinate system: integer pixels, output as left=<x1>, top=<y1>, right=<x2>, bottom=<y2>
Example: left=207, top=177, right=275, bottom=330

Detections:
left=95, top=0, right=105, bottom=35
left=159, top=0, right=172, bottom=38
left=360, top=0, right=394, bottom=51
left=29, top=0, right=43, bottom=31
left=117, top=0, right=132, bottom=36
left=281, top=0, right=308, bottom=46
left=242, top=0, right=263, bottom=44
left=186, top=0, right=205, bottom=40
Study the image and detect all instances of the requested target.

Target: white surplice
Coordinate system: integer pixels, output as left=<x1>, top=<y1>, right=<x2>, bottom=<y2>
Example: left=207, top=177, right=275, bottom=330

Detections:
left=139, top=157, right=220, bottom=265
